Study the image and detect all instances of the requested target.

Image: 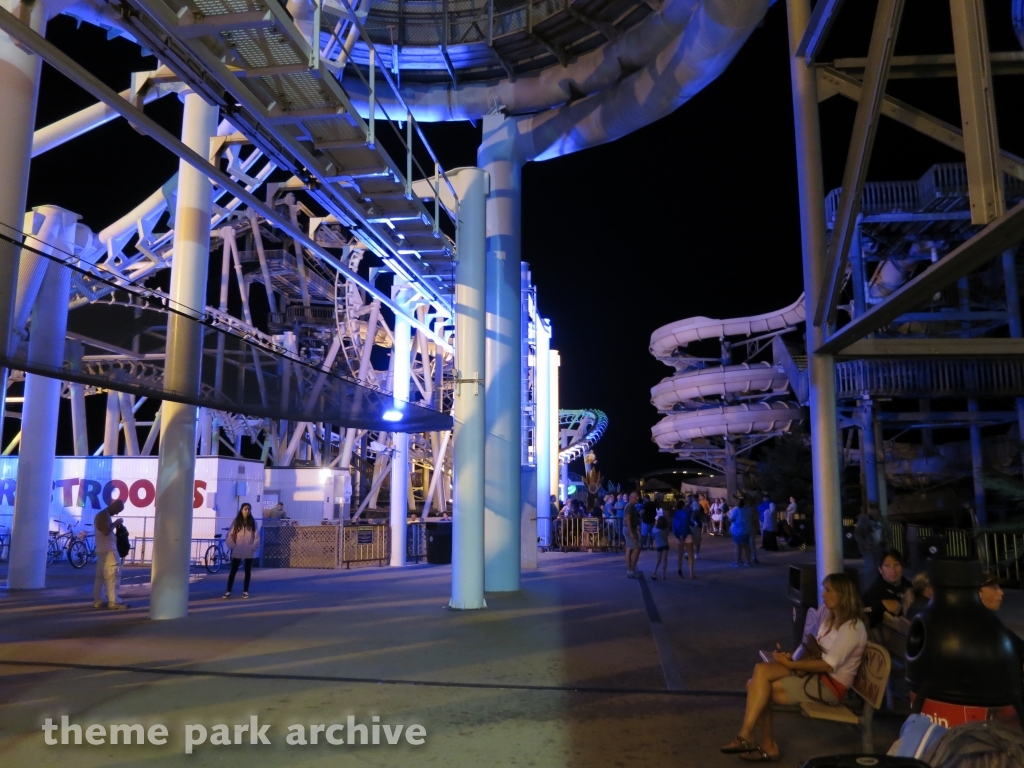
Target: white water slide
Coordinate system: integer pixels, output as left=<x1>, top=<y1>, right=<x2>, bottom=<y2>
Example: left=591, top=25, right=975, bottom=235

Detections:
left=649, top=296, right=806, bottom=455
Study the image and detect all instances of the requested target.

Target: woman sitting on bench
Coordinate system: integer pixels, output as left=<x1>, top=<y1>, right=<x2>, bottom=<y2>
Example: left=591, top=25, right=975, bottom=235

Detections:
left=721, top=572, right=868, bottom=762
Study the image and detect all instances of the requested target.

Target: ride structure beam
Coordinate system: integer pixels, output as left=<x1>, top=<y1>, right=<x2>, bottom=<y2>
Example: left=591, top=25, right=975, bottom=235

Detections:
left=787, top=0, right=844, bottom=578
left=815, top=0, right=904, bottom=329
left=836, top=338, right=1024, bottom=358
left=950, top=0, right=1003, bottom=225
left=817, top=67, right=1024, bottom=181
left=795, top=0, right=844, bottom=63
left=818, top=199, right=1024, bottom=354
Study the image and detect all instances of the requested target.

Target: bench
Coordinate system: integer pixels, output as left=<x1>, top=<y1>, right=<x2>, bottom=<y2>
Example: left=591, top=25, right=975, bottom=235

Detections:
left=762, top=642, right=891, bottom=753
left=879, top=614, right=911, bottom=710
left=799, top=642, right=891, bottom=754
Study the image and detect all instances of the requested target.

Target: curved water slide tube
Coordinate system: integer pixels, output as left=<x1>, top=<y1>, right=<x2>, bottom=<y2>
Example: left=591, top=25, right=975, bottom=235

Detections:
left=650, top=294, right=806, bottom=365
left=558, top=409, right=608, bottom=465
left=649, top=297, right=806, bottom=453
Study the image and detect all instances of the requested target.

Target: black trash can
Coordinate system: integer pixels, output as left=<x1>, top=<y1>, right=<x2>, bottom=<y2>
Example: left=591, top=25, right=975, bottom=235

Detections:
left=426, top=521, right=452, bottom=565
left=788, top=563, right=860, bottom=648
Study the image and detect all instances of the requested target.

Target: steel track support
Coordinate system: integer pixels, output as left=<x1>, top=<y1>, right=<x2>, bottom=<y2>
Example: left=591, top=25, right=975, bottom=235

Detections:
left=788, top=0, right=844, bottom=578
left=150, top=92, right=218, bottom=620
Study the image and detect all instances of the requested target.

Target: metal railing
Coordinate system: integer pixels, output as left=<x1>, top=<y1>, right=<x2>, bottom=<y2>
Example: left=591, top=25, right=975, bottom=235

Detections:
left=341, top=522, right=390, bottom=568
left=978, top=532, right=1023, bottom=586
left=551, top=517, right=623, bottom=552
left=407, top=521, right=427, bottom=563
left=834, top=358, right=1024, bottom=399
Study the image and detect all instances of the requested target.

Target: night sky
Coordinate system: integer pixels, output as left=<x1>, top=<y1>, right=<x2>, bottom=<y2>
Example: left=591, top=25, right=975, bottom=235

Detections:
left=24, top=1, right=1024, bottom=484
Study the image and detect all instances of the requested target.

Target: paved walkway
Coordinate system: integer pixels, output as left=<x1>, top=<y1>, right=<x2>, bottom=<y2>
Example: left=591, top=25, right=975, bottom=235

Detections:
left=1, top=535, right=1020, bottom=767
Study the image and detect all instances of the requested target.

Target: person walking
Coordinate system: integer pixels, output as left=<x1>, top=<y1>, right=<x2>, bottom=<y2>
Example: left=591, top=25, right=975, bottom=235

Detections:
left=688, top=494, right=705, bottom=558
left=711, top=498, right=725, bottom=535
left=623, top=504, right=642, bottom=578
left=651, top=516, right=671, bottom=580
left=673, top=501, right=697, bottom=578
left=640, top=494, right=658, bottom=549
left=760, top=494, right=779, bottom=552
left=746, top=500, right=761, bottom=564
left=223, top=503, right=260, bottom=599
left=729, top=496, right=752, bottom=567
left=785, top=496, right=798, bottom=527
left=93, top=499, right=128, bottom=609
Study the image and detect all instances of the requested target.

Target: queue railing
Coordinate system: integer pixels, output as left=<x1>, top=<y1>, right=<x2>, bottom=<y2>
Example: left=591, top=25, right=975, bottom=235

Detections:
left=551, top=517, right=623, bottom=552
left=341, top=522, right=390, bottom=568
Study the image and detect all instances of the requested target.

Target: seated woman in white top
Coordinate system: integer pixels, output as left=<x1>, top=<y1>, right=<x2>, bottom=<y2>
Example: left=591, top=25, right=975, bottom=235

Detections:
left=720, top=572, right=868, bottom=763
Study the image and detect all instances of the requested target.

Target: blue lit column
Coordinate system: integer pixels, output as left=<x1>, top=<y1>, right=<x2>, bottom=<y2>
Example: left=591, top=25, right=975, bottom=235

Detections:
left=150, top=92, right=218, bottom=619
left=551, top=350, right=561, bottom=500
left=450, top=168, right=488, bottom=609
left=479, top=114, right=523, bottom=592
left=534, top=318, right=551, bottom=547
left=390, top=299, right=411, bottom=567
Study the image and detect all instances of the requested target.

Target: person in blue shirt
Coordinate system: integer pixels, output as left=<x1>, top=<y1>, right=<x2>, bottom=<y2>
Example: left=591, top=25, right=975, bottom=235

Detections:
left=673, top=501, right=697, bottom=578
left=729, top=496, right=752, bottom=567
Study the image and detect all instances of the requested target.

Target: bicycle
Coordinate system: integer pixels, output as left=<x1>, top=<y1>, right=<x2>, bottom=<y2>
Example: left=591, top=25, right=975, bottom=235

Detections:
left=46, top=521, right=78, bottom=566
left=204, top=528, right=232, bottom=574
left=67, top=527, right=97, bottom=569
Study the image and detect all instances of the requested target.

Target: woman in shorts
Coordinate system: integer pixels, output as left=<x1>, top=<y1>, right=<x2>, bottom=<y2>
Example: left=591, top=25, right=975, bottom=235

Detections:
left=720, top=573, right=867, bottom=762
left=651, top=515, right=671, bottom=580
left=623, top=506, right=642, bottom=578
left=672, top=502, right=696, bottom=578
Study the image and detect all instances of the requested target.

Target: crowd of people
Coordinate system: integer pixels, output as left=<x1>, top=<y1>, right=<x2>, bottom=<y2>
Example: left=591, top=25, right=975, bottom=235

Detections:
left=551, top=489, right=808, bottom=579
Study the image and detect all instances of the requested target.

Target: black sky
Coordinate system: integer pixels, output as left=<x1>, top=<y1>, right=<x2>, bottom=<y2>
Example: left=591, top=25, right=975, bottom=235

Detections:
left=25, top=1, right=1024, bottom=482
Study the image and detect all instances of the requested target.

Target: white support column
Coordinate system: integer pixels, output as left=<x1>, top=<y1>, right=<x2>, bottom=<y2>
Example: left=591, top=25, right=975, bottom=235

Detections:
left=0, top=0, right=47, bottom=429
left=788, top=0, right=844, bottom=578
left=534, top=318, right=551, bottom=548
left=119, top=392, right=139, bottom=456
left=198, top=408, right=213, bottom=455
left=150, top=91, right=218, bottom=620
left=389, top=302, right=411, bottom=567
left=70, top=382, right=88, bottom=456
left=103, top=391, right=119, bottom=455
left=480, top=114, right=522, bottom=592
left=550, top=350, right=560, bottom=501
left=8, top=206, right=76, bottom=589
left=451, top=168, right=488, bottom=609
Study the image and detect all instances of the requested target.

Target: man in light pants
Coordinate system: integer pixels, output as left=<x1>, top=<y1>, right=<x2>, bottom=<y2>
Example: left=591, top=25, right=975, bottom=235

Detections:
left=93, top=499, right=128, bottom=609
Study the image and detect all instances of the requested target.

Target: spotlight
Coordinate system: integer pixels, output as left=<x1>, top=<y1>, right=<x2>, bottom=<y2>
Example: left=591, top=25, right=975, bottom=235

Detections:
left=383, top=409, right=404, bottom=422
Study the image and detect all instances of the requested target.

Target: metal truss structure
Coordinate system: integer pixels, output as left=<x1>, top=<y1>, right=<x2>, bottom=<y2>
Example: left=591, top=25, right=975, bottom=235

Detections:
left=787, top=0, right=1024, bottom=577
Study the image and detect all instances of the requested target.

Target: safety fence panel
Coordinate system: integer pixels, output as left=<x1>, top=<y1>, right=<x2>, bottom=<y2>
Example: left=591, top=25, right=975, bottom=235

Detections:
left=407, top=522, right=427, bottom=563
left=341, top=523, right=390, bottom=568
left=262, top=522, right=342, bottom=569
left=887, top=522, right=906, bottom=558
left=978, top=532, right=1023, bottom=586
left=551, top=517, right=623, bottom=552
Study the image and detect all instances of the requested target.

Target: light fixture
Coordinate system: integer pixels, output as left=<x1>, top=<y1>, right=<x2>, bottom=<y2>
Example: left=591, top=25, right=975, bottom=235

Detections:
left=383, top=409, right=404, bottom=422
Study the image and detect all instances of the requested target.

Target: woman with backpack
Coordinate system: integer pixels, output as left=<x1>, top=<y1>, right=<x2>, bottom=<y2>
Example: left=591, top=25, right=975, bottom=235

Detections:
left=223, top=503, right=260, bottom=599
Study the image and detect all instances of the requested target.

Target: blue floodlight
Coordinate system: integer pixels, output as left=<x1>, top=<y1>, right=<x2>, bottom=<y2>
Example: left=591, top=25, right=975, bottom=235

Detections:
left=383, top=409, right=404, bottom=422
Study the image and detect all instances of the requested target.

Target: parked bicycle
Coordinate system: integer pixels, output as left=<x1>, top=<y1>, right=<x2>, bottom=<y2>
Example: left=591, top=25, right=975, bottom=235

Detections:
left=67, top=526, right=97, bottom=569
left=46, top=521, right=79, bottom=566
left=204, top=528, right=232, bottom=574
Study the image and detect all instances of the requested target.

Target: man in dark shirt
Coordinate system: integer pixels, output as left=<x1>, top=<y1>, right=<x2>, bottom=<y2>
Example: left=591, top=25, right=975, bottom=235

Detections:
left=640, top=494, right=658, bottom=549
left=862, top=549, right=912, bottom=628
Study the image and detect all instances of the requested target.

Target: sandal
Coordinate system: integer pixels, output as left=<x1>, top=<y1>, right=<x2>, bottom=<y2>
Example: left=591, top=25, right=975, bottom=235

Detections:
left=741, top=751, right=780, bottom=763
left=721, top=737, right=758, bottom=754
